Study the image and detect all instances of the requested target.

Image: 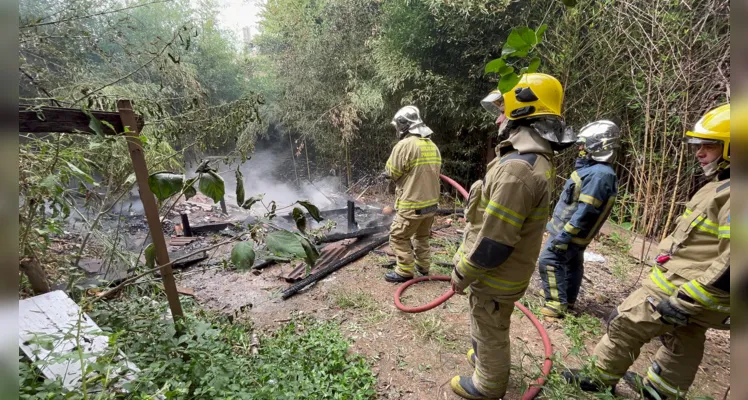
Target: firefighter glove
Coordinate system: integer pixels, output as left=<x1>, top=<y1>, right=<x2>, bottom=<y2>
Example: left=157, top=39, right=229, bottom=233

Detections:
left=450, top=268, right=468, bottom=295
left=656, top=297, right=689, bottom=327
left=550, top=231, right=572, bottom=254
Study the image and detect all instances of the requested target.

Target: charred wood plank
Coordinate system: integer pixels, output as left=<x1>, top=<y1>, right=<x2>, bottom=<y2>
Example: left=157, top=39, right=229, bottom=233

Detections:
left=282, top=235, right=389, bottom=300
left=19, top=104, right=144, bottom=134
left=314, top=225, right=388, bottom=244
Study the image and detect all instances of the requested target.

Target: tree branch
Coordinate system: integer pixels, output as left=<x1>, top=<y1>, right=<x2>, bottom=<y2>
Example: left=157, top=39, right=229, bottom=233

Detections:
left=20, top=0, right=175, bottom=29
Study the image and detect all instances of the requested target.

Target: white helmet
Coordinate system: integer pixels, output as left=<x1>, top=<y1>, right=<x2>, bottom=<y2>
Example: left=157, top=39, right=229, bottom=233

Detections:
left=577, top=120, right=621, bottom=163
left=391, top=105, right=433, bottom=138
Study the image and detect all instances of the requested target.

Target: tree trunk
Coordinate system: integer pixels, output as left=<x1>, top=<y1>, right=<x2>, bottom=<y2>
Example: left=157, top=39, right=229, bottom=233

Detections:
left=20, top=258, right=50, bottom=294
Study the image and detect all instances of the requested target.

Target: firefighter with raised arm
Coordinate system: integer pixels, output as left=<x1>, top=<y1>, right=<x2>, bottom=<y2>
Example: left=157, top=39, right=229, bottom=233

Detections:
left=537, top=120, right=620, bottom=318
left=382, top=106, right=442, bottom=283
left=563, top=104, right=731, bottom=399
left=449, top=73, right=576, bottom=399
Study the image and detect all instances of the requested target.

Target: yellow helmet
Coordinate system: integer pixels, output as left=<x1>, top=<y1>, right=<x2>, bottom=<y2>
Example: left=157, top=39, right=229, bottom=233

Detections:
left=685, top=103, right=730, bottom=161
left=503, top=73, right=564, bottom=120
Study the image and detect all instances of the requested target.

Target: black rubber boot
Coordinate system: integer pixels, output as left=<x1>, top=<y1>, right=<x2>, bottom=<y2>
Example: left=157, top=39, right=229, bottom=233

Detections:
left=384, top=271, right=412, bottom=283
left=561, top=369, right=616, bottom=394
left=450, top=376, right=503, bottom=399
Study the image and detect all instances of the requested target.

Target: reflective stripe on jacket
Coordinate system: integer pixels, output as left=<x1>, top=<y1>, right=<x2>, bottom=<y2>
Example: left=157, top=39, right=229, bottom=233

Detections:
left=454, top=127, right=554, bottom=301
left=384, top=135, right=442, bottom=211
left=547, top=159, right=618, bottom=246
left=646, top=169, right=730, bottom=329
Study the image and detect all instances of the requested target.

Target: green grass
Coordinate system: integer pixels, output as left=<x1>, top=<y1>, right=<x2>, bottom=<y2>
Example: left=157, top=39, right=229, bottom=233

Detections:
left=562, top=312, right=602, bottom=355
left=409, top=314, right=458, bottom=350
left=20, top=297, right=377, bottom=400
left=332, top=290, right=379, bottom=313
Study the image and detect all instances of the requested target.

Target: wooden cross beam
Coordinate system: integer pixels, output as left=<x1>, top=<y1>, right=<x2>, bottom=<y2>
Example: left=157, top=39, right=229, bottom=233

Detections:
left=18, top=102, right=183, bottom=320
left=19, top=104, right=145, bottom=135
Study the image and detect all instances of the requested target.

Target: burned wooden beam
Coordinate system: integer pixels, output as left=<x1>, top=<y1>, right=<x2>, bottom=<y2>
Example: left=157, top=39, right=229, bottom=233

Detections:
left=282, top=235, right=389, bottom=300
left=19, top=104, right=144, bottom=134
left=314, top=225, right=388, bottom=244
left=190, top=222, right=233, bottom=234
left=281, top=206, right=364, bottom=220
left=180, top=213, right=193, bottom=237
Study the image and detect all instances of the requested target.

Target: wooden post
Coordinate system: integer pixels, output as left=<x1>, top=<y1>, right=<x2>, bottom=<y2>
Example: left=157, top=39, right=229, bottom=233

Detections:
left=117, top=100, right=183, bottom=319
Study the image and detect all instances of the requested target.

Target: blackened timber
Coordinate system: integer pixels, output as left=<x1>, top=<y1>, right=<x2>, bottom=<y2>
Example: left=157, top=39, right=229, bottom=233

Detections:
left=281, top=235, right=389, bottom=300
left=314, top=225, right=388, bottom=244
left=19, top=104, right=144, bottom=134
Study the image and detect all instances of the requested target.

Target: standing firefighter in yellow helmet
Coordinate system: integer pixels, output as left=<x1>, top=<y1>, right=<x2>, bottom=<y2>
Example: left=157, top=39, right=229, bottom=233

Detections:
left=382, top=105, right=442, bottom=283
left=449, top=73, right=576, bottom=399
left=564, top=104, right=731, bottom=399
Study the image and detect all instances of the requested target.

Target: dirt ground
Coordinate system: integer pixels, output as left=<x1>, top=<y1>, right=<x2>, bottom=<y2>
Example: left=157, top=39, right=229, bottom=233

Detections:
left=177, top=216, right=731, bottom=400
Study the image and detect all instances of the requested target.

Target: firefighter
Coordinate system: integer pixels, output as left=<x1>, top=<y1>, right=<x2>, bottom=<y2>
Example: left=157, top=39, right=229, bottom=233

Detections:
left=563, top=104, right=731, bottom=399
left=537, top=120, right=620, bottom=318
left=382, top=105, right=442, bottom=283
left=449, top=73, right=576, bottom=399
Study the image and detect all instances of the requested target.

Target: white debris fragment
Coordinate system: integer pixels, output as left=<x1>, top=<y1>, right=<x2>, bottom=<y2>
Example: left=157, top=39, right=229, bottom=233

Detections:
left=584, top=251, right=606, bottom=263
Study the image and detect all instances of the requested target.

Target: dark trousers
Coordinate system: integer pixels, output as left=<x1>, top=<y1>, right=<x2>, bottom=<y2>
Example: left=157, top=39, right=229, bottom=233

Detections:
left=537, top=240, right=585, bottom=310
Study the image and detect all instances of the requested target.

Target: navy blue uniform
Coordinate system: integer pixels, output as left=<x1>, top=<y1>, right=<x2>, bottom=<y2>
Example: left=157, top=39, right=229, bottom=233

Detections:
left=539, top=158, right=618, bottom=313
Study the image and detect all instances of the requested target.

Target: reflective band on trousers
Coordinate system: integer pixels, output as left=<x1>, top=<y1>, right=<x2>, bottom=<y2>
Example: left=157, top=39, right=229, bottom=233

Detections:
left=649, top=266, right=677, bottom=295
left=647, top=367, right=681, bottom=397
left=597, top=367, right=622, bottom=383
left=682, top=280, right=730, bottom=313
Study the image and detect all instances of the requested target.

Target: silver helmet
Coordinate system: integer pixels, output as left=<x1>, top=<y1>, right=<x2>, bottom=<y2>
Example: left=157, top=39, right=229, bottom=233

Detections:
left=577, top=120, right=621, bottom=163
left=391, top=105, right=433, bottom=138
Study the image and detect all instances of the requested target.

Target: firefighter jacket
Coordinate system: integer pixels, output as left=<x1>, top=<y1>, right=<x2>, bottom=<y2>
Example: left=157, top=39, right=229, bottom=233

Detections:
left=547, top=158, right=618, bottom=249
left=451, top=126, right=554, bottom=302
left=646, top=168, right=730, bottom=330
left=384, top=135, right=442, bottom=213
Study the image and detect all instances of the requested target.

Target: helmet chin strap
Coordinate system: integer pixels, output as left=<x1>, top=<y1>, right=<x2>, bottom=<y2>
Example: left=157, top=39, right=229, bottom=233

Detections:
left=702, top=157, right=728, bottom=177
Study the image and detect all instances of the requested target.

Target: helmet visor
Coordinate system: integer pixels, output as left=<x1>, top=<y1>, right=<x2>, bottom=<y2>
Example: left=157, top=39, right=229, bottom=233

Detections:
left=480, top=91, right=504, bottom=117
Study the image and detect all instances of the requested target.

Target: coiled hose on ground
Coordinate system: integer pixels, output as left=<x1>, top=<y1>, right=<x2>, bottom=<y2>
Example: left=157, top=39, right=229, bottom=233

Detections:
left=392, top=174, right=553, bottom=400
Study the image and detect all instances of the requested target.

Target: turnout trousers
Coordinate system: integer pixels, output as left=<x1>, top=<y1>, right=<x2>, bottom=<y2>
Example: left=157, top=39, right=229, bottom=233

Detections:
left=537, top=240, right=585, bottom=312
left=593, top=284, right=709, bottom=398
left=389, top=210, right=435, bottom=278
left=469, top=293, right=514, bottom=397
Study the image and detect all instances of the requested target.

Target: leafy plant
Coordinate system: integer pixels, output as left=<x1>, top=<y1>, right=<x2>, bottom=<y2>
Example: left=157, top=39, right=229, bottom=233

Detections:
left=21, top=297, right=378, bottom=399
left=485, top=25, right=548, bottom=93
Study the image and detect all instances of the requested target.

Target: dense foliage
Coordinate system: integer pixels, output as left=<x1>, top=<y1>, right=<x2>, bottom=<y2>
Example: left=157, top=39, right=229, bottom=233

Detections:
left=252, top=0, right=730, bottom=238
left=20, top=298, right=377, bottom=399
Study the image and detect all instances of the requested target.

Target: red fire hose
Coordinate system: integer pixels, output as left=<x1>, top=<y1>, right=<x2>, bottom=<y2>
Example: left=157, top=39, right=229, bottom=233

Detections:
left=391, top=174, right=553, bottom=400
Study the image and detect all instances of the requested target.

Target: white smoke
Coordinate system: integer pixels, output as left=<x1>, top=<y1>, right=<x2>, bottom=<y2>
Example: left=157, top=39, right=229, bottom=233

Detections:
left=188, top=149, right=345, bottom=217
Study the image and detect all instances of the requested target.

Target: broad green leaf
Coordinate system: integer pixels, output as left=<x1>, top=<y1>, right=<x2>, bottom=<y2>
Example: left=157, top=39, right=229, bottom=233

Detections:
left=536, top=24, right=549, bottom=41
left=198, top=171, right=225, bottom=203
left=65, top=161, right=94, bottom=184
left=297, top=234, right=320, bottom=267
left=145, top=243, right=156, bottom=269
left=498, top=72, right=522, bottom=94
left=147, top=172, right=185, bottom=201
left=561, top=0, right=577, bottom=7
left=230, top=242, right=256, bottom=270
left=292, top=207, right=307, bottom=233
left=100, top=120, right=116, bottom=134
left=527, top=57, right=541, bottom=73
left=484, top=58, right=506, bottom=75
left=242, top=195, right=264, bottom=210
left=235, top=168, right=245, bottom=206
left=498, top=65, right=515, bottom=76
left=87, top=114, right=104, bottom=137
left=265, top=230, right=306, bottom=258
left=183, top=176, right=198, bottom=201
left=518, top=27, right=538, bottom=47
left=297, top=200, right=323, bottom=222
